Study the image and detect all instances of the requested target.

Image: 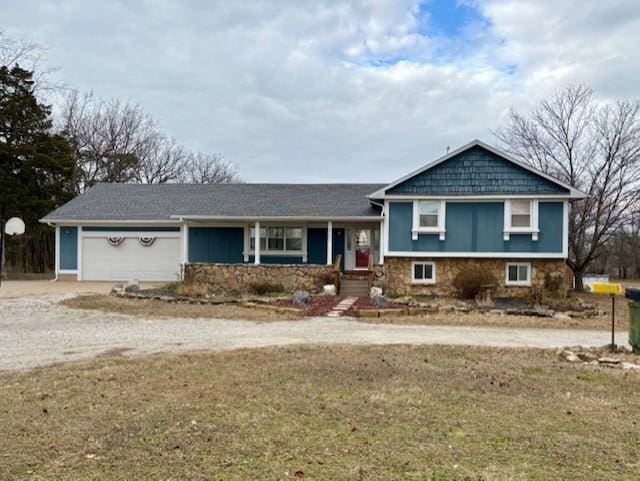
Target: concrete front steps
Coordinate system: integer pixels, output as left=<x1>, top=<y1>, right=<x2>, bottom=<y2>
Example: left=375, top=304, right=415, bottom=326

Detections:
left=340, top=278, right=369, bottom=297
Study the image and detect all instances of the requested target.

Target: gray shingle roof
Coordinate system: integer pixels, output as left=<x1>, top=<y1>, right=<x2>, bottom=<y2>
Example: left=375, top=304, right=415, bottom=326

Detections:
left=42, top=183, right=385, bottom=222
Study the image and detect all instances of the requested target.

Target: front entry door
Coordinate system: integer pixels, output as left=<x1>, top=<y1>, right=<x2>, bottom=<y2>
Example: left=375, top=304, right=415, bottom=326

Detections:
left=347, top=228, right=371, bottom=270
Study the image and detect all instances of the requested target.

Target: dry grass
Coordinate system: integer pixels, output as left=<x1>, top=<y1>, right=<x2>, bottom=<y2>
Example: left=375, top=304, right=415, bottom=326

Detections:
left=62, top=294, right=300, bottom=322
left=369, top=308, right=622, bottom=330
left=0, top=345, right=638, bottom=480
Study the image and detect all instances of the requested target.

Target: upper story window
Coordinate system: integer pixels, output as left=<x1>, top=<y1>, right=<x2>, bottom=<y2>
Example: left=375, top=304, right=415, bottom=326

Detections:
left=504, top=199, right=539, bottom=241
left=412, top=200, right=446, bottom=240
left=510, top=200, right=531, bottom=228
left=250, top=226, right=303, bottom=252
left=418, top=201, right=439, bottom=228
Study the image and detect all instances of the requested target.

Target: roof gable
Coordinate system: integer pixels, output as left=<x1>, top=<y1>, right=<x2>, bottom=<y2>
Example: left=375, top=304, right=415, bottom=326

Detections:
left=370, top=140, right=584, bottom=198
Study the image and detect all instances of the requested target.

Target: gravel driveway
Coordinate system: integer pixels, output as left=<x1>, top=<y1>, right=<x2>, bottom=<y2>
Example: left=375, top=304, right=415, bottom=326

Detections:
left=0, top=294, right=629, bottom=371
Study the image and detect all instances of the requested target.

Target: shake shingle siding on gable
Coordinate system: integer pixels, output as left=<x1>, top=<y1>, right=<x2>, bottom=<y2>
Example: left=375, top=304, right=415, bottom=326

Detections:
left=387, top=146, right=569, bottom=196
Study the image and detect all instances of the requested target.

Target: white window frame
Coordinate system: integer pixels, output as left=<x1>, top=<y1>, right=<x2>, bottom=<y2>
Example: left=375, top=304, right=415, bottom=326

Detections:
left=412, top=200, right=446, bottom=240
left=411, top=261, right=436, bottom=284
left=247, top=225, right=307, bottom=259
left=505, top=262, right=532, bottom=286
left=503, top=199, right=539, bottom=241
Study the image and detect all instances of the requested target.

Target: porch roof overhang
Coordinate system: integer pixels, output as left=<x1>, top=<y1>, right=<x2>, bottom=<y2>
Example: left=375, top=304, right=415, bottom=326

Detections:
left=171, top=215, right=383, bottom=222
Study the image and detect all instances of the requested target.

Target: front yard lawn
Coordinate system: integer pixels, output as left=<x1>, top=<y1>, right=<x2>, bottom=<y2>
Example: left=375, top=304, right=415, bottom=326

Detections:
left=62, top=294, right=301, bottom=322
left=1, top=345, right=638, bottom=480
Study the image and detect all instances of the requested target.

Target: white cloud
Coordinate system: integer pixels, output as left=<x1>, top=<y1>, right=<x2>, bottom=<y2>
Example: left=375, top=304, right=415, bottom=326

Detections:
left=3, top=0, right=639, bottom=181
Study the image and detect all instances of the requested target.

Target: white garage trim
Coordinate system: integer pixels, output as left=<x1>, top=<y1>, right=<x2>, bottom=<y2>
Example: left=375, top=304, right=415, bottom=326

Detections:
left=80, top=230, right=181, bottom=282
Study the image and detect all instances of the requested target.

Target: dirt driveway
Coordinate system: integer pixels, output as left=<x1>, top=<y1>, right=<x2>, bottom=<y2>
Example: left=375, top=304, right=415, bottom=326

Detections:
left=0, top=284, right=629, bottom=371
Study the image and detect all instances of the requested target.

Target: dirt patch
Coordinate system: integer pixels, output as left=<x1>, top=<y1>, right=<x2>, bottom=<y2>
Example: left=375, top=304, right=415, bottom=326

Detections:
left=0, top=345, right=638, bottom=480
left=62, top=294, right=302, bottom=322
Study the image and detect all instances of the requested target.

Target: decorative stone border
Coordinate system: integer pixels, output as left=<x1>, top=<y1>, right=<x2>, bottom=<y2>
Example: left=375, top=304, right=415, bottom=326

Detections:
left=559, top=347, right=640, bottom=370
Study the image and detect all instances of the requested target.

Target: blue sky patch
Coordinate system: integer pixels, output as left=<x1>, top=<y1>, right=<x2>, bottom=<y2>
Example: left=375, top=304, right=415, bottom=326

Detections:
left=418, top=0, right=485, bottom=37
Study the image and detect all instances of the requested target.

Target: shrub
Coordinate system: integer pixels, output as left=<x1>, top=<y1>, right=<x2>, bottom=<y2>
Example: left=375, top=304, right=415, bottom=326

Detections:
left=452, top=267, right=497, bottom=299
left=247, top=282, right=286, bottom=296
left=544, top=271, right=566, bottom=297
left=316, top=271, right=335, bottom=286
left=174, top=282, right=211, bottom=298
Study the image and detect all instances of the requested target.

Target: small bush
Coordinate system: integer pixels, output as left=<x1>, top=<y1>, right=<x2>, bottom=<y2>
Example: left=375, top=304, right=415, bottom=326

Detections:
left=316, top=271, right=335, bottom=286
left=544, top=272, right=566, bottom=297
left=247, top=282, right=286, bottom=296
left=175, top=282, right=210, bottom=298
left=452, top=268, right=497, bottom=299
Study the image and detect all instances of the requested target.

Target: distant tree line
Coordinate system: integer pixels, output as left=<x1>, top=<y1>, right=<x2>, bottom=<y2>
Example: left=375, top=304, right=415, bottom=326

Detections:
left=0, top=32, right=240, bottom=276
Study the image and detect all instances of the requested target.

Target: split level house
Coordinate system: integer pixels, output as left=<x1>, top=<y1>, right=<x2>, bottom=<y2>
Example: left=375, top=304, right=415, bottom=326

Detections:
left=41, top=140, right=585, bottom=297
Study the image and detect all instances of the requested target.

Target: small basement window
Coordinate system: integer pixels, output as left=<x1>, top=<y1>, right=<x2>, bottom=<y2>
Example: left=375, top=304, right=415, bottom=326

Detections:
left=412, top=261, right=436, bottom=284
left=505, top=262, right=531, bottom=286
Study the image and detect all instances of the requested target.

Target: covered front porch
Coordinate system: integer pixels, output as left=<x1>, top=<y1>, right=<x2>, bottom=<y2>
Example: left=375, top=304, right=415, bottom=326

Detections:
left=183, top=219, right=383, bottom=272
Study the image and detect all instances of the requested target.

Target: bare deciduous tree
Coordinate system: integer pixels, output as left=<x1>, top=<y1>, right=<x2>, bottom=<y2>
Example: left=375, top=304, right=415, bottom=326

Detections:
left=0, top=31, right=60, bottom=91
left=181, top=152, right=240, bottom=184
left=495, top=85, right=640, bottom=290
left=61, top=90, right=241, bottom=191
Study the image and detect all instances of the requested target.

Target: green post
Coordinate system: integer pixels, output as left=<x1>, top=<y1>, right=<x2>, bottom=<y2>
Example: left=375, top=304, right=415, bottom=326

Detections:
left=629, top=301, right=640, bottom=354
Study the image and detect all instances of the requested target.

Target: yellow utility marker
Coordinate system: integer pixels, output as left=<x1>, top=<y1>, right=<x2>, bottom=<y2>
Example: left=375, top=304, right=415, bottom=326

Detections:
left=591, top=282, right=623, bottom=350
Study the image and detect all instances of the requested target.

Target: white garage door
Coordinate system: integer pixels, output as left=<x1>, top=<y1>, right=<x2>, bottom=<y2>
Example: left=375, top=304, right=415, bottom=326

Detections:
left=82, top=236, right=181, bottom=281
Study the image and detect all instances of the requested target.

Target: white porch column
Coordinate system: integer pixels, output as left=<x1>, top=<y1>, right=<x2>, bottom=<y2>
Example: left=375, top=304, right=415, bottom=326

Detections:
left=254, top=221, right=261, bottom=265
left=181, top=221, right=189, bottom=265
left=326, top=221, right=333, bottom=265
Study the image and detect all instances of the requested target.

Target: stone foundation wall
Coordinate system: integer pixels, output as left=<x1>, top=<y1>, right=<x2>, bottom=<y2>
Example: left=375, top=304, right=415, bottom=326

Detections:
left=385, top=257, right=571, bottom=298
left=184, top=263, right=335, bottom=293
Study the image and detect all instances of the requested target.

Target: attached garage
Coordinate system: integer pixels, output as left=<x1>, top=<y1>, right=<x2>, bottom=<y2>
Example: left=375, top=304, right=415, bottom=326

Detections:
left=81, top=233, right=181, bottom=281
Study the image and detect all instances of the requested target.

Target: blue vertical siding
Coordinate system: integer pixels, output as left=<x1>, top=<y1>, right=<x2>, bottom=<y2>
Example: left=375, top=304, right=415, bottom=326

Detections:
left=388, top=201, right=563, bottom=253
left=307, top=228, right=328, bottom=264
left=188, top=227, right=244, bottom=263
left=59, top=226, right=78, bottom=270
left=332, top=228, right=345, bottom=271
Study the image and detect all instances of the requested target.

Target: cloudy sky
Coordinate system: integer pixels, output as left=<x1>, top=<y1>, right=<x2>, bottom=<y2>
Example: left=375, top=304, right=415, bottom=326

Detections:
left=4, top=0, right=640, bottom=182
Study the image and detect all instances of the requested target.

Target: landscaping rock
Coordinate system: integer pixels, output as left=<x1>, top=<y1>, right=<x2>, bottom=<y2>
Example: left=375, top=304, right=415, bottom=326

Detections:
left=323, top=284, right=337, bottom=296
left=553, top=312, right=572, bottom=321
left=372, top=295, right=389, bottom=307
left=597, top=357, right=621, bottom=365
left=621, top=362, right=640, bottom=370
left=111, top=283, right=125, bottom=295
left=292, top=290, right=311, bottom=305
left=577, top=351, right=598, bottom=362
left=369, top=286, right=383, bottom=298
left=125, top=279, right=140, bottom=293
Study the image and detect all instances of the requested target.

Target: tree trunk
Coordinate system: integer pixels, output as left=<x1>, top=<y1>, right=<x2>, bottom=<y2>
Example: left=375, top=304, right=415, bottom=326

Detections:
left=573, top=267, right=585, bottom=291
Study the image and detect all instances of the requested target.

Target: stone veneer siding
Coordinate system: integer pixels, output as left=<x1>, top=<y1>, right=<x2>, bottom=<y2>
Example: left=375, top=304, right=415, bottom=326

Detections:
left=184, top=263, right=334, bottom=293
left=385, top=257, right=571, bottom=298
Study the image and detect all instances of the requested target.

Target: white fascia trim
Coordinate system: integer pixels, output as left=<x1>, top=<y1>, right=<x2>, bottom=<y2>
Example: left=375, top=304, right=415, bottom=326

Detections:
left=58, top=269, right=77, bottom=274
left=503, top=199, right=539, bottom=241
left=40, top=219, right=181, bottom=225
left=505, top=262, right=532, bottom=286
left=170, top=215, right=382, bottom=222
left=411, top=260, right=436, bottom=284
left=411, top=200, right=446, bottom=240
left=81, top=231, right=180, bottom=238
left=367, top=139, right=586, bottom=199
left=385, top=251, right=565, bottom=259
